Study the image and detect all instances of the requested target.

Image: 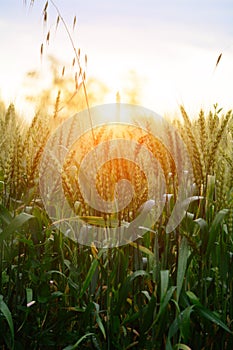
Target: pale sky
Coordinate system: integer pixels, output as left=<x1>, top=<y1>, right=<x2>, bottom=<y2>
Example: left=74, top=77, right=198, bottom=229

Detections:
left=1, top=0, right=233, bottom=119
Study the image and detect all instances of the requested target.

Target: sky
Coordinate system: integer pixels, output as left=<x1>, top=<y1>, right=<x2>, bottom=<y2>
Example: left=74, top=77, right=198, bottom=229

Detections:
left=1, top=0, right=233, bottom=120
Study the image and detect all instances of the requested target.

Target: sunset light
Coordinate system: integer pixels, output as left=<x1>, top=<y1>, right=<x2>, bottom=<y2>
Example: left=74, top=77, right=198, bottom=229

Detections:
left=0, top=1, right=232, bottom=348
left=1, top=1, right=233, bottom=120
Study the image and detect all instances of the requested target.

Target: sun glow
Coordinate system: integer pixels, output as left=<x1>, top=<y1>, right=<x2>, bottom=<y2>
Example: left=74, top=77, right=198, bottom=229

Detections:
left=1, top=1, right=233, bottom=123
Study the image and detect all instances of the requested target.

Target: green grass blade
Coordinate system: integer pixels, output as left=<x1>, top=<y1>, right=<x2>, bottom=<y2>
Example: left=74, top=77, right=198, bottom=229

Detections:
left=197, top=306, right=232, bottom=334
left=129, top=269, right=148, bottom=282
left=194, top=217, right=208, bottom=252
left=148, top=285, right=176, bottom=334
left=168, top=305, right=194, bottom=344
left=165, top=339, right=173, bottom=350
left=0, top=212, right=34, bottom=241
left=95, top=311, right=106, bottom=340
left=158, top=286, right=176, bottom=320
left=177, top=237, right=189, bottom=301
left=117, top=270, right=148, bottom=309
left=206, top=209, right=229, bottom=257
left=62, top=332, right=94, bottom=350
left=187, top=291, right=232, bottom=334
left=175, top=345, right=192, bottom=350
left=79, top=258, right=99, bottom=298
left=79, top=250, right=103, bottom=299
left=128, top=241, right=154, bottom=257
left=160, top=270, right=169, bottom=300
left=26, top=288, right=33, bottom=304
left=0, top=295, right=14, bottom=348
left=0, top=204, right=12, bottom=225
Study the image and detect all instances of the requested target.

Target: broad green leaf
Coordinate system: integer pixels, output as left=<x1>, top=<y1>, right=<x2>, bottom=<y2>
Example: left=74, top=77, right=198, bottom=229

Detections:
left=179, top=306, right=194, bottom=342
left=117, top=270, right=148, bottom=309
left=197, top=306, right=232, bottom=334
left=128, top=241, right=154, bottom=257
left=160, top=270, right=169, bottom=300
left=206, top=209, right=229, bottom=257
left=46, top=270, right=67, bottom=280
left=168, top=306, right=194, bottom=344
left=149, top=286, right=176, bottom=340
left=177, top=237, right=189, bottom=301
left=122, top=310, right=140, bottom=325
left=79, top=250, right=103, bottom=299
left=95, top=311, right=106, bottom=339
left=0, top=295, right=14, bottom=346
left=187, top=291, right=232, bottom=333
left=157, top=286, right=176, bottom=320
left=129, top=269, right=148, bottom=283
left=194, top=217, right=208, bottom=251
left=194, top=217, right=208, bottom=231
left=0, top=212, right=34, bottom=241
left=165, top=339, right=173, bottom=350
left=112, top=315, right=120, bottom=334
left=37, top=282, right=50, bottom=303
left=62, top=333, right=94, bottom=350
left=166, top=196, right=203, bottom=233
left=51, top=291, right=63, bottom=298
left=141, top=290, right=151, bottom=301
left=79, top=258, right=99, bottom=298
left=0, top=204, right=12, bottom=225
left=206, top=175, right=216, bottom=203
left=26, top=288, right=33, bottom=304
left=175, top=345, right=192, bottom=350
left=140, top=294, right=157, bottom=334
left=186, top=291, right=200, bottom=305
left=79, top=215, right=119, bottom=227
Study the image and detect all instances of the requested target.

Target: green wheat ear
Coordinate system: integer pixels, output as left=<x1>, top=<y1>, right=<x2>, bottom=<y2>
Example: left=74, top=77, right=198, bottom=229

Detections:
left=207, top=110, right=232, bottom=173
left=179, top=106, right=204, bottom=188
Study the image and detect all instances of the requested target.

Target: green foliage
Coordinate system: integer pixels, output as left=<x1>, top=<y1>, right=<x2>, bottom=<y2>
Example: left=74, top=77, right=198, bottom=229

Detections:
left=0, top=98, right=233, bottom=349
left=0, top=295, right=14, bottom=349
